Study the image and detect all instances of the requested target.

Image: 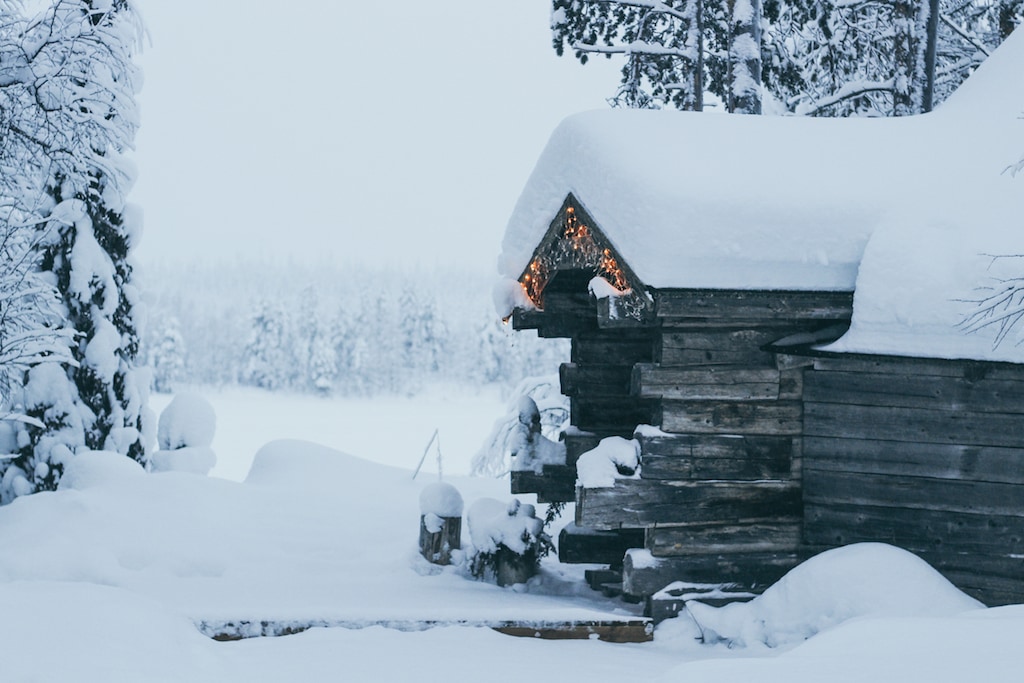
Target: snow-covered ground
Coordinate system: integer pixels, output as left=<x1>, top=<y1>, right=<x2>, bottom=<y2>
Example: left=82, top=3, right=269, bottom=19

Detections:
left=2, top=386, right=1023, bottom=682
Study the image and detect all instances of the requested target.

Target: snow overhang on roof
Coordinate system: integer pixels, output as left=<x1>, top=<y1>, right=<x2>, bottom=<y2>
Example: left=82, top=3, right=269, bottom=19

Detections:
left=498, top=27, right=1024, bottom=363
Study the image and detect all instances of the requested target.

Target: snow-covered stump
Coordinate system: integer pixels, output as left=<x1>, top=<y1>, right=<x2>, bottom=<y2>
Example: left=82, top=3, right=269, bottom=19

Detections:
left=150, top=393, right=217, bottom=476
left=418, top=482, right=463, bottom=565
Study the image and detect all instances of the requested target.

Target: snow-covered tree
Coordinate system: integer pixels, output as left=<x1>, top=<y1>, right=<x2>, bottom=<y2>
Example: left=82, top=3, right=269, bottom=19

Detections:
left=554, top=0, right=1020, bottom=116
left=241, top=302, right=290, bottom=390
left=148, top=316, right=186, bottom=394
left=553, top=0, right=763, bottom=113
left=0, top=0, right=147, bottom=497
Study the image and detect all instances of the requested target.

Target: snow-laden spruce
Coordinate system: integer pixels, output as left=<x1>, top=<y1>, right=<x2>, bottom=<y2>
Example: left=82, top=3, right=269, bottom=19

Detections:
left=0, top=1, right=149, bottom=500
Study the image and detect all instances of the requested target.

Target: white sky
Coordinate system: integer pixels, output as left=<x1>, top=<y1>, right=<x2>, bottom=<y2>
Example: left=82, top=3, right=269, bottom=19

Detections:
left=130, top=1, right=618, bottom=269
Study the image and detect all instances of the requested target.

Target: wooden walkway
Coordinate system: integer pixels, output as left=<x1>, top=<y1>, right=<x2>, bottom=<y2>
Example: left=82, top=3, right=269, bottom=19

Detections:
left=199, top=618, right=653, bottom=643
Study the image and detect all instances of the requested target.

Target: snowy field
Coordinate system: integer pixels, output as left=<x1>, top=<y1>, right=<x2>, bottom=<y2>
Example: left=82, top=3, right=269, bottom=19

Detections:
left=1, top=386, right=1023, bottom=682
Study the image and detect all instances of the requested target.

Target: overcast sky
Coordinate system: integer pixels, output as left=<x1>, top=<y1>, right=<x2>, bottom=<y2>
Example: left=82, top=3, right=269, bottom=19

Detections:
left=129, top=1, right=618, bottom=271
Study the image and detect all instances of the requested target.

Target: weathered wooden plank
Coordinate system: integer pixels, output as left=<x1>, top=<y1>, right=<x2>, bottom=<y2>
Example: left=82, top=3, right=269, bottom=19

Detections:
left=803, top=468, right=1024, bottom=517
left=561, top=362, right=634, bottom=397
left=572, top=396, right=658, bottom=434
left=632, top=364, right=781, bottom=400
left=647, top=520, right=802, bottom=557
left=202, top=618, right=654, bottom=644
left=558, top=523, right=645, bottom=566
left=563, top=429, right=615, bottom=466
left=660, top=400, right=803, bottom=436
left=804, top=401, right=1024, bottom=448
left=656, top=327, right=793, bottom=367
left=572, top=332, right=655, bottom=365
left=811, top=355, right=1024, bottom=381
left=778, top=368, right=805, bottom=400
left=510, top=465, right=576, bottom=504
left=654, top=289, right=853, bottom=322
left=637, top=433, right=795, bottom=481
left=577, top=479, right=802, bottom=530
left=803, top=503, right=1024, bottom=556
left=623, top=549, right=800, bottom=596
left=805, top=369, right=1024, bottom=413
left=804, top=436, right=1024, bottom=485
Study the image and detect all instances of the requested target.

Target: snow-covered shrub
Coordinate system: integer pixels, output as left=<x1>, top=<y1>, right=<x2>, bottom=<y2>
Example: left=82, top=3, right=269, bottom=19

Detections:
left=150, top=393, right=216, bottom=475
left=471, top=375, right=569, bottom=477
left=467, top=497, right=553, bottom=586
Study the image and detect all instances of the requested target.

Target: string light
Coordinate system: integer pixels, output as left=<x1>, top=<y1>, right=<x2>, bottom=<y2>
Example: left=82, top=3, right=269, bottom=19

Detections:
left=516, top=202, right=648, bottom=320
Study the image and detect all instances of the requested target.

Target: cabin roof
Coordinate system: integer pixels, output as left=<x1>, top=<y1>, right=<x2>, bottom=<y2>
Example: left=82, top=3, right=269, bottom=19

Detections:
left=499, top=29, right=1024, bottom=363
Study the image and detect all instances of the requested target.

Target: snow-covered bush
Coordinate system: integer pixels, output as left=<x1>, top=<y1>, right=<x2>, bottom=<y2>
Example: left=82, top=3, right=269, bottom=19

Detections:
left=471, top=375, right=569, bottom=477
left=150, top=394, right=216, bottom=475
left=467, top=497, right=553, bottom=586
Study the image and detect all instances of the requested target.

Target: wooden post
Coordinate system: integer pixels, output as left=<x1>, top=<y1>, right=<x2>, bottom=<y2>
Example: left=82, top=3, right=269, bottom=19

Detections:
left=419, top=514, right=461, bottom=565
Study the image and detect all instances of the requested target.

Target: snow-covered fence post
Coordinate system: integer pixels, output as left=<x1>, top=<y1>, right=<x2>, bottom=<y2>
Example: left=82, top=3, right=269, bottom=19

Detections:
left=418, top=482, right=463, bottom=565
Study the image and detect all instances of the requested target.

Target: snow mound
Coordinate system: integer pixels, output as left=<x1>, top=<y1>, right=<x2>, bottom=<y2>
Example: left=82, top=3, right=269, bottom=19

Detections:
left=58, top=450, right=145, bottom=491
left=419, top=481, right=463, bottom=518
left=158, top=393, right=216, bottom=449
left=244, top=439, right=408, bottom=490
left=149, top=446, right=216, bottom=476
left=576, top=436, right=640, bottom=488
left=669, top=544, right=984, bottom=650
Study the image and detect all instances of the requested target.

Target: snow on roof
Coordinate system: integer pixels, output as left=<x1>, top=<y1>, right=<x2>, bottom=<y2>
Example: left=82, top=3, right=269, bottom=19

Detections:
left=500, top=29, right=1024, bottom=362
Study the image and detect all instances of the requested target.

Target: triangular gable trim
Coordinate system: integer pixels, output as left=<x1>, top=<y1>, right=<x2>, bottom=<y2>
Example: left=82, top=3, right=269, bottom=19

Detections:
left=517, top=194, right=653, bottom=321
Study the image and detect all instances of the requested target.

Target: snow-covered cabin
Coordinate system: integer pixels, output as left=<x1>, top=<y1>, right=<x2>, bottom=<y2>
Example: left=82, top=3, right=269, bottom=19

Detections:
left=497, top=29, right=1024, bottom=608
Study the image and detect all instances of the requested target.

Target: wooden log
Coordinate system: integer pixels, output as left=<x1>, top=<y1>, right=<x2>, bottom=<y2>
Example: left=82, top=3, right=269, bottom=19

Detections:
left=558, top=523, right=645, bottom=566
left=803, top=502, right=1024, bottom=557
left=510, top=465, right=576, bottom=504
left=419, top=514, right=461, bottom=566
left=803, top=436, right=1024, bottom=485
left=572, top=330, right=655, bottom=365
left=622, top=549, right=800, bottom=597
left=577, top=479, right=802, bottom=530
left=572, top=396, right=658, bottom=434
left=811, top=355, right=1024, bottom=381
left=804, top=401, right=1024, bottom=448
left=564, top=430, right=607, bottom=466
left=803, top=468, right=1024, bottom=517
left=647, top=520, right=802, bottom=557
left=659, top=400, right=803, bottom=435
left=804, top=369, right=1024, bottom=413
left=632, top=364, right=782, bottom=401
left=560, top=362, right=634, bottom=397
left=637, top=433, right=796, bottom=481
left=656, top=327, right=791, bottom=367
left=653, top=289, right=853, bottom=323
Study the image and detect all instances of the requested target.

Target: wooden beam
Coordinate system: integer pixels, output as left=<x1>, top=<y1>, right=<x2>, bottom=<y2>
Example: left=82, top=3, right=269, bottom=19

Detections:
left=803, top=468, right=1024, bottom=517
left=633, top=364, right=781, bottom=400
left=804, top=436, right=1024, bottom=485
left=577, top=479, right=802, bottom=530
left=622, top=550, right=800, bottom=597
left=637, top=433, right=796, bottom=481
left=558, top=523, right=645, bottom=566
left=659, top=400, right=803, bottom=435
left=647, top=519, right=802, bottom=557
left=804, top=401, right=1024, bottom=448
left=654, top=289, right=853, bottom=322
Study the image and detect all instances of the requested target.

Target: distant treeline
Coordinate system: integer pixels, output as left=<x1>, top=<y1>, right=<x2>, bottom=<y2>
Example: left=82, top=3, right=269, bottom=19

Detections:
left=140, top=260, right=567, bottom=396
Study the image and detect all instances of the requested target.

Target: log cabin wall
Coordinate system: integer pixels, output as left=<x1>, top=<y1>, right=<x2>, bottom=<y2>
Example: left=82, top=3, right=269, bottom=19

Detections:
left=802, top=355, right=1024, bottom=606
left=594, top=289, right=854, bottom=595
